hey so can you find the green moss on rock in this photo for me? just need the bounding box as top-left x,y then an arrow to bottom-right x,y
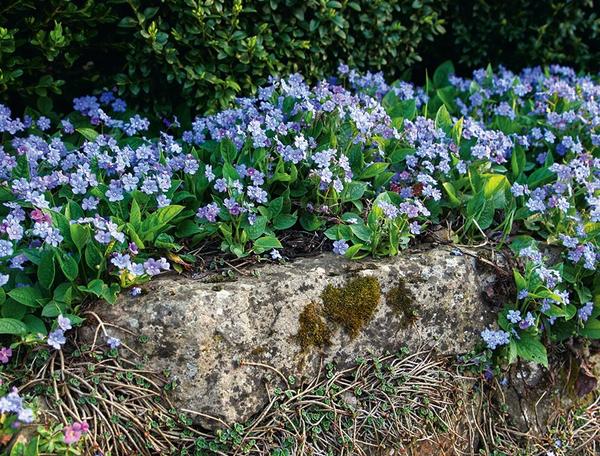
322,276 -> 381,339
386,278 -> 418,327
297,302 -> 331,351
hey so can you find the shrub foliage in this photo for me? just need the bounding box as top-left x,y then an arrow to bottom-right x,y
0,0 -> 445,113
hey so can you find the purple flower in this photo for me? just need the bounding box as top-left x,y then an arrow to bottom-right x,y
205,165 -> 215,182
223,198 -> 243,216
112,99 -> 127,112
36,116 -> 51,131
128,242 -> 139,255
332,240 -> 349,255
377,201 -> 399,219
0,274 -> 9,287
0,347 -> 12,364
197,203 -> 220,222
517,289 -> 529,300
518,312 -> 535,330
61,119 -> 75,134
47,329 -> 66,350
270,249 -> 282,260
57,314 -> 72,331
143,257 -> 170,276
409,221 -> 421,235
247,186 -> 268,204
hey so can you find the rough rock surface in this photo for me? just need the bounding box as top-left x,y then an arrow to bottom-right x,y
93,247 -> 501,426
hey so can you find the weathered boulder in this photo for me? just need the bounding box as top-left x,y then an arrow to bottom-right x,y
93,247 -> 501,426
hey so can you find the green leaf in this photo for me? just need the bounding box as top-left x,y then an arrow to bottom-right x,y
359,162 -> 389,180
515,333 -> 548,367
433,60 -> 455,88
300,213 -> 323,231
85,243 -> 105,273
273,213 -> 297,230
57,253 -> 79,282
341,181 -> 367,202
245,216 -> 268,240
511,147 -> 526,177
442,182 -> 461,206
23,314 -> 47,335
344,243 -> 365,259
269,197 -> 284,218
349,224 -> 372,242
580,318 -> 600,339
38,250 -> 55,290
76,127 -> 99,141
8,286 -> 43,307
253,236 -> 282,254
0,318 -> 28,335
130,198 -> 142,228
483,175 -> 508,198
70,224 -> 90,252
42,300 -> 66,318
434,105 -> 453,134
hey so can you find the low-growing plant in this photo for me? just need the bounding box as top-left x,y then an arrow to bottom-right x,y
0,62 -> 598,443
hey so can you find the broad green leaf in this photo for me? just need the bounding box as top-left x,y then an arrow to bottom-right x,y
38,250 -> 55,290
359,162 -> 389,180
515,333 -> 548,367
57,253 -> 79,282
8,286 -> 43,307
76,127 -> 99,141
253,236 -> 282,254
0,318 -> 27,335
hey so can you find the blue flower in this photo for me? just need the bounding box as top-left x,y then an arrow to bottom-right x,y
507,310 -> 522,324
481,328 -> 510,350
578,302 -> 594,322
106,336 -> 121,349
47,329 -> 66,350
332,240 -> 349,255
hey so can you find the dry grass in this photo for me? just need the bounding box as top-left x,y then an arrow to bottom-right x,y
16,316 -> 600,456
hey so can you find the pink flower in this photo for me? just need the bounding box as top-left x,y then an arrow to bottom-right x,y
63,421 -> 89,445
30,209 -> 51,224
0,347 -> 12,364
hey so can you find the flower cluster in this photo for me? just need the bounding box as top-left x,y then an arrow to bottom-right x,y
0,387 -> 34,424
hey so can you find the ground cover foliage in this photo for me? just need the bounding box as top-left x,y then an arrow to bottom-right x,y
0,62 -> 598,452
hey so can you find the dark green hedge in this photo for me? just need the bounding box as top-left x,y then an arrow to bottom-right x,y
430,0 -> 600,74
0,0 -> 445,114
1,0 -> 598,114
